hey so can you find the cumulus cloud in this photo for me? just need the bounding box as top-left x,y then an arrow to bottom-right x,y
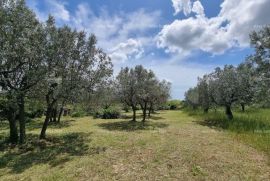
160,0 -> 270,55
71,6 -> 160,62
192,1 -> 204,17
109,39 -> 144,63
157,17 -> 230,54
172,0 -> 192,16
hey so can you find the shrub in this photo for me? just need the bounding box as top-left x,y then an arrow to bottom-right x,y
163,100 -> 182,110
26,109 -> 44,119
71,111 -> 86,118
94,107 -> 121,119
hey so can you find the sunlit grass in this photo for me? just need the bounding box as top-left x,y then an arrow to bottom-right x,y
0,110 -> 269,180
183,107 -> 270,159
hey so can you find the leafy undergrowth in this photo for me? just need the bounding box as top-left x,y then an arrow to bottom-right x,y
0,110 -> 270,180
184,108 -> 270,161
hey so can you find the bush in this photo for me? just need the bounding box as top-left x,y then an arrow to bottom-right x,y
161,100 -> 182,110
26,109 -> 44,119
94,107 -> 121,119
71,111 -> 86,118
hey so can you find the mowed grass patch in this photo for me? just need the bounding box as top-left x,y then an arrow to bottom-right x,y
0,110 -> 269,180
184,108 -> 270,161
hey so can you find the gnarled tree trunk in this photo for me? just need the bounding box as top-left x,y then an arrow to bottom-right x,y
40,89 -> 57,140
131,105 -> 136,122
7,109 -> 18,144
225,105 -> 233,120
18,95 -> 26,144
57,106 -> 64,123
141,101 -> 147,123
241,103 -> 245,112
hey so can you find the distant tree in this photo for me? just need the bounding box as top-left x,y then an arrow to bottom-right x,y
85,79 -> 117,111
166,100 -> 181,110
197,75 -> 210,113
208,66 -> 241,119
116,67 -> 138,121
236,62 -> 255,111
148,80 -> 171,117
116,65 -> 169,122
134,65 -> 158,122
185,87 -> 199,110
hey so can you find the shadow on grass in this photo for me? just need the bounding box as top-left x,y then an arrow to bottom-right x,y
26,119 -> 75,131
121,114 -> 164,121
98,120 -> 168,131
0,132 -> 106,174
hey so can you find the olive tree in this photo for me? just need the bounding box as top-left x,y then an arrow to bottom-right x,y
185,87 -> 199,110
197,75 -> 210,113
116,67 -> 138,121
134,66 -> 158,122
208,66 -> 241,119
249,26 -> 270,106
116,65 -> 170,122
0,0 -> 46,143
147,80 -> 171,117
39,17 -> 112,139
236,62 -> 255,111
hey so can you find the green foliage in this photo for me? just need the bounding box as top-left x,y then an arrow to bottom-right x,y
71,111 -> 86,118
165,100 -> 182,110
94,107 -> 121,119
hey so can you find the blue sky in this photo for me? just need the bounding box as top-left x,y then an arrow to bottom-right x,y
26,0 -> 270,99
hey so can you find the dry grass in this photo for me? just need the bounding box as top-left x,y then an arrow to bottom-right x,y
0,110 -> 269,180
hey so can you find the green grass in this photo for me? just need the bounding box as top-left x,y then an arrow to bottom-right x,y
0,110 -> 270,180
184,107 -> 270,160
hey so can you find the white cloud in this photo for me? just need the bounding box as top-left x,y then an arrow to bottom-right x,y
109,39 -> 144,63
47,0 -> 70,21
27,1 -> 160,64
157,17 -> 230,54
160,0 -> 270,55
172,0 -> 192,16
151,62 -> 214,99
28,0 -> 70,22
192,1 -> 204,17
71,5 -> 160,63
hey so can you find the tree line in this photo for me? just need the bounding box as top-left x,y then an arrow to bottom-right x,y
184,26 -> 270,119
0,0 -> 171,145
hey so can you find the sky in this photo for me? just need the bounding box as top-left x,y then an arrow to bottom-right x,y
26,0 -> 270,99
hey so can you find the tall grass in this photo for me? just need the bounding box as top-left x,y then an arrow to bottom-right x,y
184,107 -> 270,159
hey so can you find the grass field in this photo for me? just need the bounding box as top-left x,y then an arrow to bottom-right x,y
185,108 -> 270,160
0,110 -> 270,180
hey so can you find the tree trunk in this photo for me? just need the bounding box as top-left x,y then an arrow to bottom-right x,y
203,107 -> 209,113
148,103 -> 153,118
57,106 -> 64,123
142,102 -> 147,122
40,106 -> 52,140
40,90 -> 56,139
225,105 -> 233,120
7,109 -> 18,144
131,105 -> 136,122
52,108 -> 57,122
18,95 -> 25,144
241,104 -> 245,112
